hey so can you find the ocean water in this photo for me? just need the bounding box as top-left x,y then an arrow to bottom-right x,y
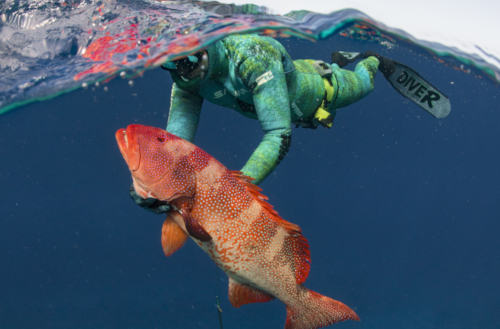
1,1 -> 499,329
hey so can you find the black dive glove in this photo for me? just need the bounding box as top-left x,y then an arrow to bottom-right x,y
129,184 -> 171,214
363,51 -> 395,77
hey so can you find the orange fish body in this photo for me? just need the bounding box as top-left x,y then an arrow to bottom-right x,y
116,124 -> 359,329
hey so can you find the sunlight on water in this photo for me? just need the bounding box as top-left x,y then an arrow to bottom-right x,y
0,0 -> 498,115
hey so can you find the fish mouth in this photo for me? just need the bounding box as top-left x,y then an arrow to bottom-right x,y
115,127 -> 140,171
132,178 -> 160,199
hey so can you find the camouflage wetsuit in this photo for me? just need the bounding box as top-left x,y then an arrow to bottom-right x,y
164,34 -> 379,185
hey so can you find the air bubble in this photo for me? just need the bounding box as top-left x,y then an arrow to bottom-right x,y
120,71 -> 126,78
128,80 -> 134,86
82,83 -> 88,88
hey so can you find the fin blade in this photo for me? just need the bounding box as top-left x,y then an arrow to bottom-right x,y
228,278 -> 275,308
386,61 -> 451,118
161,215 -> 188,257
285,288 -> 360,329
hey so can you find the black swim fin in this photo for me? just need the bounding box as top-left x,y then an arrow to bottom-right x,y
331,51 -> 362,68
364,51 -> 451,118
333,50 -> 451,118
385,61 -> 451,118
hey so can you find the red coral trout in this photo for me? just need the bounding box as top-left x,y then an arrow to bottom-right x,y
116,124 -> 359,329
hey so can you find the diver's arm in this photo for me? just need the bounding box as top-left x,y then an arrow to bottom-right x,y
166,83 -> 203,143
333,56 -> 379,109
239,58 -> 292,185
130,82 -> 202,214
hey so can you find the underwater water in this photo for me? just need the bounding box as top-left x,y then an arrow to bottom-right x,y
1,1 -> 500,329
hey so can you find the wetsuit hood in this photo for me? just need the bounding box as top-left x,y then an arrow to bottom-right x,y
162,40 -> 227,90
202,40 -> 228,84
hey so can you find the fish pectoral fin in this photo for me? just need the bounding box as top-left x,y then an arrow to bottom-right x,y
184,215 -> 212,242
161,215 -> 189,257
228,278 -> 275,308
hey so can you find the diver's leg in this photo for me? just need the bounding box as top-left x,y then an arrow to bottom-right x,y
333,56 -> 379,109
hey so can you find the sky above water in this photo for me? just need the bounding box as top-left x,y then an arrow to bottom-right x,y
228,0 -> 500,71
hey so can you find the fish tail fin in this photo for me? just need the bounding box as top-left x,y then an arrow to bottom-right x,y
285,287 -> 359,329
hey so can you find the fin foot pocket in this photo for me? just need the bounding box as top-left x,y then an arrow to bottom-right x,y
363,50 -> 395,77
331,51 -> 361,68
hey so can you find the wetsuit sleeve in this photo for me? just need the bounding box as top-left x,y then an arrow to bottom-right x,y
238,56 -> 292,185
166,83 -> 203,143
333,56 -> 379,108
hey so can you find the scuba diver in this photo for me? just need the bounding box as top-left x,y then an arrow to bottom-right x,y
131,34 -> 450,213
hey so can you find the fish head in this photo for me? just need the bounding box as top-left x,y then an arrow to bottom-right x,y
116,124 -> 196,202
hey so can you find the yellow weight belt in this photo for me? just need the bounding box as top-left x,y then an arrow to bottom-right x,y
314,77 -> 335,128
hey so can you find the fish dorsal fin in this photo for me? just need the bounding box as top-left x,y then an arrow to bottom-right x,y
230,170 -> 256,184
228,278 -> 275,308
230,171 -> 311,285
230,171 -> 277,215
161,215 -> 189,257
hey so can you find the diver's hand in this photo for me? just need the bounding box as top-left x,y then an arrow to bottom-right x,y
129,184 -> 171,214
364,51 -> 395,77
